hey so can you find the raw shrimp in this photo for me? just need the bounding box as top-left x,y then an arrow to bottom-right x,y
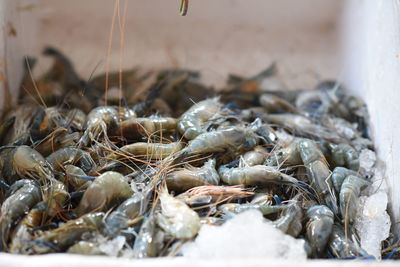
259,93 -> 298,114
219,165 -> 299,186
0,146 -> 53,184
166,159 -> 220,193
331,167 -> 359,193
176,185 -> 254,206
219,202 -> 288,217
44,178 -> 69,217
267,114 -> 345,144
240,146 -> 269,167
156,188 -> 200,239
178,98 -> 223,140
0,179 -> 42,250
329,143 -> 359,171
33,128 -> 79,157
67,241 -> 102,255
117,116 -> 177,140
76,171 -> 133,216
46,147 -> 96,173
265,139 -> 302,167
133,214 -> 158,258
63,165 -> 91,190
177,126 -> 259,160
79,106 -> 136,146
272,198 -> 303,237
305,205 -> 334,257
298,139 -> 338,214
10,201 -> 47,254
31,212 -> 104,254
109,142 -> 183,160
328,224 -> 369,258
339,175 -> 370,225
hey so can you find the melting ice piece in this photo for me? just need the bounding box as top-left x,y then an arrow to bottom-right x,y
98,235 -> 126,257
182,210 -> 306,259
355,191 -> 391,259
359,149 -> 376,176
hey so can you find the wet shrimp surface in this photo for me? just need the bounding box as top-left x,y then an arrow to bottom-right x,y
0,47 -> 392,259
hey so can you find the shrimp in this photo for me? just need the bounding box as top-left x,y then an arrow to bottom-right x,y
240,146 -> 269,167
176,185 -> 254,206
156,188 -> 200,239
132,214 -> 158,258
76,171 -> 133,216
328,224 -> 369,258
67,241 -> 102,255
298,139 -> 338,214
219,165 -> 298,186
266,114 -> 345,144
0,179 -> 42,250
177,98 -> 222,140
265,139 -> 302,167
30,107 -> 67,141
10,202 -> 47,254
219,202 -> 288,217
65,108 -> 87,131
0,146 -> 53,184
33,128 -> 80,157
166,159 -> 220,193
339,175 -> 370,225
104,191 -> 150,237
46,147 -> 96,173
109,142 -> 183,161
305,205 -> 334,257
79,106 -> 136,146
329,143 -> 359,171
43,178 -> 69,217
272,198 -> 303,237
177,126 -> 259,160
331,167 -> 359,193
259,93 -> 298,114
31,212 -> 104,254
117,116 -> 177,140
63,165 -> 91,190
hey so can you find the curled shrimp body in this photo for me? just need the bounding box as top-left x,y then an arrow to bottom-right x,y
117,116 -> 177,140
331,167 -> 358,193
328,224 -> 369,258
219,165 -> 298,186
0,146 -> 53,184
272,199 -> 303,237
241,146 -> 269,167
10,202 -> 47,254
0,179 -> 42,250
76,171 -> 133,216
156,189 -> 200,239
46,147 -> 96,173
339,175 -> 369,225
166,159 -> 220,193
298,139 -> 338,214
31,212 -> 105,254
305,205 -> 334,257
178,98 -> 222,140
80,106 -> 136,146
178,126 -> 259,159
33,128 -> 79,157
329,143 -> 359,171
110,142 -> 183,160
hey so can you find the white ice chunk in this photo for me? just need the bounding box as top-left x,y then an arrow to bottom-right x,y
355,191 -> 391,259
359,149 -> 377,176
182,210 -> 306,260
98,236 -> 126,257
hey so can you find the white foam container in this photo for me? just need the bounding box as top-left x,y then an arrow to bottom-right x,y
0,0 -> 399,265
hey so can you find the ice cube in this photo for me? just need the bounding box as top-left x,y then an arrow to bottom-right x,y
355,191 -> 391,259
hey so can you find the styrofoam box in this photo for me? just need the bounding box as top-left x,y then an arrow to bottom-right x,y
0,0 -> 399,265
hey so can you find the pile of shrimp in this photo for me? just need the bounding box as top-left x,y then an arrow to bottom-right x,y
0,47 -> 393,259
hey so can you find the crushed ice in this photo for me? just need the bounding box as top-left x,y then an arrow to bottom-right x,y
181,210 -> 306,259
